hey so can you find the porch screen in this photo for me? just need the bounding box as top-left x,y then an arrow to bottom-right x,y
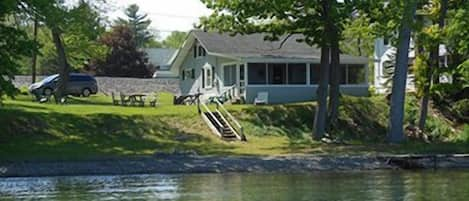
223,64 -> 237,86
248,63 -> 267,84
310,64 -> 320,84
268,63 -> 287,84
288,63 -> 306,84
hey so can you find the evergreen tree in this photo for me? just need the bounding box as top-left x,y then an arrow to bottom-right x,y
116,4 -> 153,48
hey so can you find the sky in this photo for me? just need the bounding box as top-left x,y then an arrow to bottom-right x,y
107,0 -> 212,39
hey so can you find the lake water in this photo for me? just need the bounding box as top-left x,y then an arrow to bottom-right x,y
1,171 -> 469,200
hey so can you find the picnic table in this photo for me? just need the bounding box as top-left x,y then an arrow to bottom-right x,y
112,92 -> 158,107
128,94 -> 146,106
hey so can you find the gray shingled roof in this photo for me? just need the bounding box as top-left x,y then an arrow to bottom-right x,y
145,48 -> 177,66
192,30 -> 367,61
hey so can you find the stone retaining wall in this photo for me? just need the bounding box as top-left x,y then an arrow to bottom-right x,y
13,76 -> 180,95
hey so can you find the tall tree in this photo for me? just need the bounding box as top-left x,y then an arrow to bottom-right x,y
388,0 -> 418,143
163,31 -> 187,49
418,0 -> 448,131
0,0 -> 36,104
116,4 -> 153,48
93,25 -> 152,78
31,15 -> 38,83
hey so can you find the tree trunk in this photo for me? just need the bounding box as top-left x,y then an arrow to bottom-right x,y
51,27 -> 69,102
387,0 -> 417,143
418,0 -> 448,131
313,0 -> 332,140
31,16 -> 38,84
328,36 -> 341,129
314,46 -> 330,140
357,38 -> 362,56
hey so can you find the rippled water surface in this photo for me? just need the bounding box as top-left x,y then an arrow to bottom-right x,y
1,171 -> 469,200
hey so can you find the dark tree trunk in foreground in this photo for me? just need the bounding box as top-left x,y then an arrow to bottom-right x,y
31,16 -> 38,84
418,0 -> 448,131
328,38 -> 341,129
314,46 -> 330,140
388,0 -> 417,143
51,28 -> 70,102
313,0 -> 332,140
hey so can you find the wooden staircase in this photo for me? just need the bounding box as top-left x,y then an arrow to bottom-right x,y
198,98 -> 247,142
204,111 -> 238,141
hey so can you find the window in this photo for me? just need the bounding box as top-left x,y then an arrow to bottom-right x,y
204,66 -> 213,88
268,63 -> 287,84
248,63 -> 267,85
310,64 -> 320,84
193,46 -> 197,58
288,63 -> 306,84
182,70 -> 186,80
347,64 -> 366,84
223,64 -> 237,86
198,46 -> 206,57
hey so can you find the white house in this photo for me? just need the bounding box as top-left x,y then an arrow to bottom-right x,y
373,38 -> 449,94
170,30 -> 370,104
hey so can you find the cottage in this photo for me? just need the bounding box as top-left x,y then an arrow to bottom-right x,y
170,30 -> 370,104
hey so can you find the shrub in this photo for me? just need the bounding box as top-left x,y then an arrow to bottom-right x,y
459,124 -> 469,142
452,99 -> 469,121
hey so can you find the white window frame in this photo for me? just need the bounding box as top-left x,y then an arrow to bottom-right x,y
203,64 -> 213,89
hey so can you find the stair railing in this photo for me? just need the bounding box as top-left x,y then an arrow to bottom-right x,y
214,98 -> 247,141
221,84 -> 236,101
199,101 -> 224,137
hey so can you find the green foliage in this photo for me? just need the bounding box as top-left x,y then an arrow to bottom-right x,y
413,54 -> 429,97
0,0 -> 38,102
452,99 -> 469,121
459,124 -> 469,142
116,4 -> 153,48
89,25 -> 153,78
341,15 -> 375,57
199,0 -> 353,47
445,2 -> 469,57
162,31 -> 187,49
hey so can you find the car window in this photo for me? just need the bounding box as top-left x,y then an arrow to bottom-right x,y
41,75 -> 59,83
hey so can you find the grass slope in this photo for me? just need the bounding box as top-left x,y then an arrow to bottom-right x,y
0,93 -> 468,161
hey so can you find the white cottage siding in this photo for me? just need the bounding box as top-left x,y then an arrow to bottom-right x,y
245,85 -> 369,104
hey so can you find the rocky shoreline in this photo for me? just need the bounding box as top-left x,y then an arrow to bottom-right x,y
1,154 -> 469,177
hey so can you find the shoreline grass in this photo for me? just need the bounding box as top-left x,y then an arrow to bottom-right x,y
0,93 -> 468,162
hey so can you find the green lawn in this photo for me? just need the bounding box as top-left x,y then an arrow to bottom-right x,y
0,93 -> 468,161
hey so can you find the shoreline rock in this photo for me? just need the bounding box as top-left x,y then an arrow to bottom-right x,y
1,154 -> 469,178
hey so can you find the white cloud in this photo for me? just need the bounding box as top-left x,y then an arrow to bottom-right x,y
108,0 -> 212,39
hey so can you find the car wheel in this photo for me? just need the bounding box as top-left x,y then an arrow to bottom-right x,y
43,88 -> 53,96
82,88 -> 91,97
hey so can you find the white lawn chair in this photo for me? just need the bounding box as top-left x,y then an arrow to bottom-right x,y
254,92 -> 269,105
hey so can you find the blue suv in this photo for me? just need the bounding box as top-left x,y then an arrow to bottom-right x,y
29,73 -> 98,97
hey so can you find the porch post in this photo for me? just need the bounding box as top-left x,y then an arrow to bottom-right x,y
236,64 -> 240,97
306,63 -> 311,85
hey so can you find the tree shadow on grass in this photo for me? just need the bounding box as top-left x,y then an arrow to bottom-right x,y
0,107 -> 235,161
232,103 -> 315,140
333,96 -> 389,143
